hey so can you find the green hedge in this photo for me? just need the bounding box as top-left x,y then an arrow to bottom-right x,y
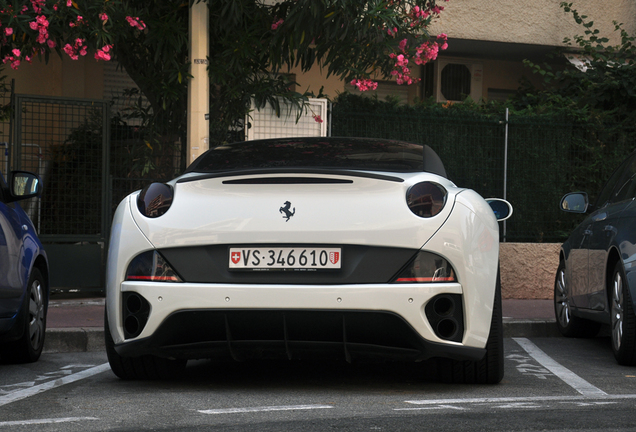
331,93 -> 636,242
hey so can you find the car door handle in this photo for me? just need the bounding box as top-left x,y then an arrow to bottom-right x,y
604,225 -> 615,232
584,229 -> 593,236
592,213 -> 607,222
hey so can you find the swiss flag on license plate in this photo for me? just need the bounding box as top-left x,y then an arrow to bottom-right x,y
231,251 -> 241,264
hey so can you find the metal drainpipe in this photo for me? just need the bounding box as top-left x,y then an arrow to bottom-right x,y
503,108 -> 509,241
187,1 -> 210,166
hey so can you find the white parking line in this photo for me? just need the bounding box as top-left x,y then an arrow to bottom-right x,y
198,404 -> 334,415
0,417 -> 99,427
401,394 -> 636,409
0,363 -> 111,407
513,337 -> 607,396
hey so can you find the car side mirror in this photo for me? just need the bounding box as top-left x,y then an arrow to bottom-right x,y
486,198 -> 513,221
560,192 -> 588,213
9,171 -> 42,202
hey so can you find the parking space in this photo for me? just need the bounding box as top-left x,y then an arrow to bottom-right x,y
1,336 -> 635,430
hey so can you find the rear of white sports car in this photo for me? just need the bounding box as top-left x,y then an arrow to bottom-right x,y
105,137 -> 504,383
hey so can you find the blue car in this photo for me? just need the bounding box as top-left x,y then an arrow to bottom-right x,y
0,169 -> 49,363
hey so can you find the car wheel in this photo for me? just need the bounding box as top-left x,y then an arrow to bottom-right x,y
610,261 -> 636,365
104,309 -> 187,380
431,270 -> 504,384
0,268 -> 47,364
554,260 -> 601,338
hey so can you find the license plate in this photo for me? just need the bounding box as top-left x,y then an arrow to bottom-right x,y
229,247 -> 342,270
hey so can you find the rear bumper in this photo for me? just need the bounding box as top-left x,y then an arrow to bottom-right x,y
114,308 -> 486,362
108,281 -> 489,362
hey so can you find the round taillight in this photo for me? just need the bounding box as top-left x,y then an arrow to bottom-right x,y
137,183 -> 174,218
407,182 -> 447,218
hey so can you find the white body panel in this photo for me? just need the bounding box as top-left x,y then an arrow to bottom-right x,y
106,173 -> 500,351
132,173 -> 457,250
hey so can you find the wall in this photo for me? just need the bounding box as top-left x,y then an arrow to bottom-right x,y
6,55 -> 105,99
429,0 -> 636,48
500,242 -> 561,300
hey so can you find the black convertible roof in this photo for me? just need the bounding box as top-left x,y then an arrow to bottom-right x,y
186,137 -> 447,178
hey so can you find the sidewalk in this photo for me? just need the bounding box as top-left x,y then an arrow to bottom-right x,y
43,297 -> 560,353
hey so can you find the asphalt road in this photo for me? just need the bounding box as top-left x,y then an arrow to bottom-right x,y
1,336 -> 636,431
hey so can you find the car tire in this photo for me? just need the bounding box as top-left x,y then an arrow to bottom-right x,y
0,268 -> 47,364
554,260 -> 601,338
431,270 -> 504,384
610,261 -> 636,365
104,310 -> 187,380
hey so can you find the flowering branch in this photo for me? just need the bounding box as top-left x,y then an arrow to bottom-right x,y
0,0 -> 148,70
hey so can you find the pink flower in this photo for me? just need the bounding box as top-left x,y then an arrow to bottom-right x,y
350,79 -> 378,92
63,43 -> 77,60
271,18 -> 284,30
12,48 -> 20,57
99,13 -> 108,22
4,27 -> 12,36
47,39 -> 56,48
62,38 -> 86,60
94,44 -> 113,61
126,16 -> 146,31
31,0 -> 45,14
66,0 -> 72,6
313,115 -> 323,124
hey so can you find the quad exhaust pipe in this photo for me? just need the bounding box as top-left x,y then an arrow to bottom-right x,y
425,294 -> 464,342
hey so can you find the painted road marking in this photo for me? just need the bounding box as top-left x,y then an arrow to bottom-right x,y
400,394 -> 636,410
0,417 -> 98,427
0,363 -> 110,407
513,337 -> 607,396
199,404 -> 334,415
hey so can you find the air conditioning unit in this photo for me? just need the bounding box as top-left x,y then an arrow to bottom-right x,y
435,59 -> 483,103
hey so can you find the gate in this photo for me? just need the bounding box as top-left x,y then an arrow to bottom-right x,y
13,95 -> 110,292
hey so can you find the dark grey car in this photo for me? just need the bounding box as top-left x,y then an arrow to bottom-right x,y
556,151 -> 636,365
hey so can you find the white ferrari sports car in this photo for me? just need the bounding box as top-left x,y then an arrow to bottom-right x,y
105,137 -> 511,383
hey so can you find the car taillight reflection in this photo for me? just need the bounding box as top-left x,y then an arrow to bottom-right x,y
392,251 -> 456,283
406,181 -> 447,218
125,250 -> 182,282
137,183 -> 174,218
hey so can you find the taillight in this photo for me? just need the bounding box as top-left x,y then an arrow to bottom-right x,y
137,182 -> 174,218
392,251 -> 456,283
125,250 -> 182,282
406,181 -> 447,217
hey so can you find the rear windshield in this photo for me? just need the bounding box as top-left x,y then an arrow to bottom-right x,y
186,137 -> 444,175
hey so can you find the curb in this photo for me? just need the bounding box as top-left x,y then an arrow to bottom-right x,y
42,320 -> 561,354
502,319 -> 560,338
43,328 -> 105,354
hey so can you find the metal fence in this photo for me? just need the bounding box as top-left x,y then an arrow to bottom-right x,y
109,90 -> 186,216
332,111 -> 636,242
14,96 -> 110,239
2,76 -> 634,250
